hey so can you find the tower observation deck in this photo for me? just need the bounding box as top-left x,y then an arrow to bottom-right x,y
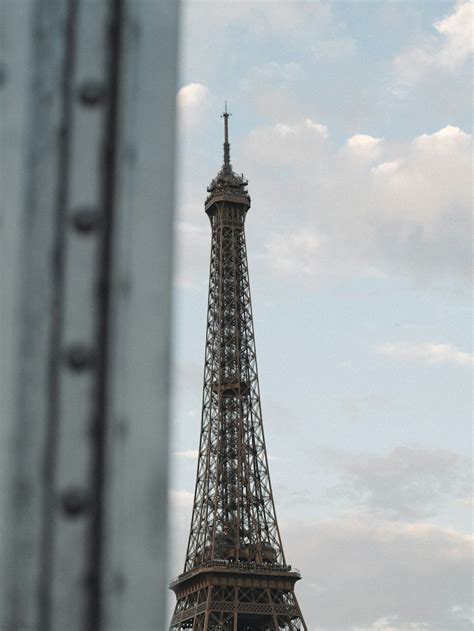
169,107 -> 307,631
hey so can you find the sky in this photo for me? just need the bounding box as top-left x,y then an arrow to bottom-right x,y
169,2 -> 473,630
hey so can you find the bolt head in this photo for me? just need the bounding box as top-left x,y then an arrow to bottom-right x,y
82,571 -> 97,590
60,487 -> 89,517
78,80 -> 107,106
113,573 -> 126,594
66,345 -> 96,371
72,208 -> 100,234
0,62 -> 7,89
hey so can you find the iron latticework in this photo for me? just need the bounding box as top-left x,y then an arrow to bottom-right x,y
170,108 -> 307,631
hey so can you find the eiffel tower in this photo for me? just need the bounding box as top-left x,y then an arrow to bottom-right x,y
169,107 -> 307,631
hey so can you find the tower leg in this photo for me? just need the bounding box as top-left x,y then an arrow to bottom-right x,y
268,588 -> 281,631
233,587 -> 238,631
203,585 -> 212,630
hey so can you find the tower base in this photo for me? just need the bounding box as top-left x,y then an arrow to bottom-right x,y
170,563 -> 307,631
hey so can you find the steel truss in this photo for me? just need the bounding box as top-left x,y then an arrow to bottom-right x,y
171,583 -> 306,631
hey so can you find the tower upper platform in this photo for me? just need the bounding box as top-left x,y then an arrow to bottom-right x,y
205,105 -> 251,212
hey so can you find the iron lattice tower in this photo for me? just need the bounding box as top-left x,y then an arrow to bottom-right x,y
170,108 -> 307,631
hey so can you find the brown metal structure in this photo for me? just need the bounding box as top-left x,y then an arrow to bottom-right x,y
169,109 -> 307,631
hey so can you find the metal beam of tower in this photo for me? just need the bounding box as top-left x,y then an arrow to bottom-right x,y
0,1 -> 179,630
169,112 -> 308,630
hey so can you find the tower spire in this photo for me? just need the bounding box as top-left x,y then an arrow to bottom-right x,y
221,101 -> 231,172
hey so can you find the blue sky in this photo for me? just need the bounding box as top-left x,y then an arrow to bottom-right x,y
169,2 -> 472,629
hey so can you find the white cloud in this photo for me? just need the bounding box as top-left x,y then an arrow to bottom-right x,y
265,231 -> 324,276
173,220 -> 209,289
242,61 -> 303,87
267,455 -> 281,462
322,446 -> 471,520
458,496 -> 474,508
177,82 -> 209,109
246,118 -> 329,169
414,122 -> 470,147
239,61 -> 310,121
304,118 -> 328,137
344,134 -> 384,162
184,1 -> 333,42
353,618 -> 432,631
377,342 -> 472,367
371,125 -> 471,229
393,2 -> 473,88
434,1 -> 473,69
243,120 -> 472,286
368,127 -> 472,277
346,133 -> 383,151
264,230 -> 353,282
169,488 -> 194,509
274,119 -> 328,139
174,450 -> 199,460
285,517 -> 473,629
312,35 -> 356,60
181,1 -> 336,89
372,160 -> 399,175
346,134 -> 382,148
176,83 -> 211,131
340,393 -> 400,421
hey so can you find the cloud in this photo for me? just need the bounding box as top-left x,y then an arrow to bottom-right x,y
434,1 -> 473,68
243,121 -> 472,286
265,232 -> 328,279
173,220 -> 209,289
312,35 -> 355,60
242,61 -> 304,87
264,229 -> 358,284
169,488 -> 194,509
175,115 -> 472,288
246,118 -> 329,167
275,119 -> 329,139
177,82 -> 209,109
393,2 -> 473,88
416,122 -> 470,145
345,134 -> 384,161
177,83 -> 211,131
340,393 -> 400,421
171,361 -> 202,393
180,1 -> 335,86
321,447 -> 471,520
353,618 -> 432,631
240,62 -> 309,120
174,450 -> 199,460
346,134 -> 382,149
195,0 -> 332,37
377,342 -> 472,367
371,125 -> 471,228
284,517 -> 473,630
372,160 -> 399,175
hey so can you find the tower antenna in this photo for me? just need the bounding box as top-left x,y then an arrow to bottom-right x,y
221,101 -> 231,171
